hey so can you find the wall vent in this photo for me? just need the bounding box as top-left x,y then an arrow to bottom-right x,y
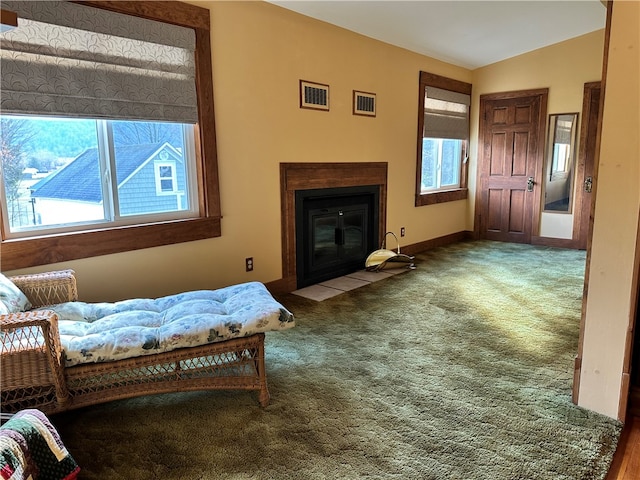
353,90 -> 376,117
300,80 -> 329,111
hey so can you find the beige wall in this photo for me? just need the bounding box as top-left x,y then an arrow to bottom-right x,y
5,4 -> 605,301
5,1 -> 471,301
579,0 -> 640,419
470,30 -> 605,237
208,0 -> 471,281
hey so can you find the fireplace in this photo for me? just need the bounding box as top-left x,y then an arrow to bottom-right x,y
295,186 -> 379,288
279,162 -> 388,292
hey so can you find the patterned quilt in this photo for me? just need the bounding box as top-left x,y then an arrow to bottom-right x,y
37,281 -> 295,367
0,409 -> 79,480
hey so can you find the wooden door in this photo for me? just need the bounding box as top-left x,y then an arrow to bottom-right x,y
573,82 -> 601,250
477,90 -> 548,243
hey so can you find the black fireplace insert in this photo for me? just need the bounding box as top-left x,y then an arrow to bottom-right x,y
295,185 -> 379,288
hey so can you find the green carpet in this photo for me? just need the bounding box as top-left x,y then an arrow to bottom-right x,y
53,240 -> 622,479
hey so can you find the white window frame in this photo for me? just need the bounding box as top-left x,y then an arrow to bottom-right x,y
0,118 -> 199,239
421,138 -> 463,192
155,162 -> 177,194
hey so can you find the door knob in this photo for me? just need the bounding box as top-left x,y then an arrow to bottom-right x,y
527,177 -> 534,192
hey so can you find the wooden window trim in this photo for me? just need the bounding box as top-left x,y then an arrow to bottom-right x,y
415,72 -> 471,207
0,1 -> 221,271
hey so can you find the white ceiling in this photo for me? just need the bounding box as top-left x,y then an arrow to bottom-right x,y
268,1 -> 607,69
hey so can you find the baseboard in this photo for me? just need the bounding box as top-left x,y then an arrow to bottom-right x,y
402,231 -> 473,256
265,276 -> 296,296
531,235 -> 580,249
267,231 -> 472,294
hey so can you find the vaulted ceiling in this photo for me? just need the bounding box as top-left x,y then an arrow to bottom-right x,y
268,1 -> 607,69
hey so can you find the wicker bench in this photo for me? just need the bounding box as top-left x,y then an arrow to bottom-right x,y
0,270 -> 294,414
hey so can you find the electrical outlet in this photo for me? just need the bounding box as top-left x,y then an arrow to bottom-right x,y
245,257 -> 254,272
400,227 -> 405,237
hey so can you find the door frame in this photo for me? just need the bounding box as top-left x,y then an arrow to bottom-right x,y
572,82 -> 601,250
527,82 -> 602,250
475,88 -> 548,241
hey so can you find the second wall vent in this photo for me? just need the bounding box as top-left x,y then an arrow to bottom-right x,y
353,90 -> 376,117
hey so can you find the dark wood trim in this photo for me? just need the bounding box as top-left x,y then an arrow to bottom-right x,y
418,71 -> 472,95
1,1 -> 221,271
0,9 -> 18,28
74,1 -> 210,30
194,26 -> 221,221
1,217 -> 221,271
573,82 -> 602,250
478,88 -> 550,101
415,188 -> 468,206
280,162 -> 388,291
267,230 -> 471,294
400,231 -> 470,257
574,0 -> 613,408
264,277 -> 291,297
415,72 -> 472,208
532,91 -> 549,241
530,236 -> 576,249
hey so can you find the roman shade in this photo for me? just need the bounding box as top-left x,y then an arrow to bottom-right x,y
423,86 -> 470,140
554,117 -> 574,144
0,1 -> 198,123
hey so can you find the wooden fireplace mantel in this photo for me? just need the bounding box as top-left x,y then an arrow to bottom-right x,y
278,162 -> 388,293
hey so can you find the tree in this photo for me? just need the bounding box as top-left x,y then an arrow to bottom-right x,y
112,121 -> 182,147
30,150 -> 58,172
0,118 -> 35,225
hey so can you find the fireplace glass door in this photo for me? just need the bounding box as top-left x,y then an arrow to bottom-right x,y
311,205 -> 367,270
296,186 -> 378,288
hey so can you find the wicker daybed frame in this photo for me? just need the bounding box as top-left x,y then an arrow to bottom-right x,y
0,270 -> 271,415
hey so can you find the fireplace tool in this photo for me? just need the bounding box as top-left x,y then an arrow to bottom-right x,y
365,231 -> 415,271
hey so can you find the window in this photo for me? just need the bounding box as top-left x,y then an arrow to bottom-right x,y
157,164 -> 177,194
2,116 -> 195,235
415,72 -> 472,206
0,1 -> 220,271
421,138 -> 463,190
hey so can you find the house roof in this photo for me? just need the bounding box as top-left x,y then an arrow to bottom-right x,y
32,143 -> 178,202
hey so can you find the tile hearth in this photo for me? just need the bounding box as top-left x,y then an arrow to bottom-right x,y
292,267 -> 411,301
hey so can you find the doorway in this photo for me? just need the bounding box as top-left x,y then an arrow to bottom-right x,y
476,89 -> 548,243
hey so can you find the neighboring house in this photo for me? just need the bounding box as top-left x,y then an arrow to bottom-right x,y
31,142 -> 186,225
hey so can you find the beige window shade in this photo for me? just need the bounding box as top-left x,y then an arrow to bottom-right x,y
0,1 -> 198,123
423,86 -> 470,140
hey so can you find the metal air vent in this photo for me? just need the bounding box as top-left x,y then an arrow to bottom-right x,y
300,80 -> 329,111
353,90 -> 376,117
